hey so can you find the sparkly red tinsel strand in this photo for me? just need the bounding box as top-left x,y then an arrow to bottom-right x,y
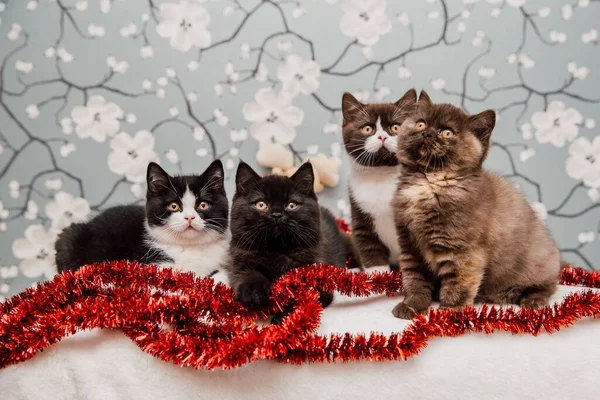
1,259 -> 599,370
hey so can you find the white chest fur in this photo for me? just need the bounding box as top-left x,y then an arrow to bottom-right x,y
153,238 -> 229,277
349,162 -> 401,262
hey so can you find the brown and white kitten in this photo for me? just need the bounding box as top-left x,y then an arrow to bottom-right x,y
391,90 -> 560,319
342,90 -> 417,271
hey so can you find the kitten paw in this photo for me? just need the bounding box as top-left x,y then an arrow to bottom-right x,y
439,285 -> 470,309
319,291 -> 334,308
237,279 -> 272,309
392,302 -> 426,320
519,294 -> 549,309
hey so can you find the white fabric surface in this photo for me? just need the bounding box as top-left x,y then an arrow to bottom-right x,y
1,278 -> 599,400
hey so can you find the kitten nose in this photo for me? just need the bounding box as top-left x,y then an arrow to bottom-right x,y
422,131 -> 434,139
271,212 -> 283,219
378,135 -> 387,143
184,216 -> 195,224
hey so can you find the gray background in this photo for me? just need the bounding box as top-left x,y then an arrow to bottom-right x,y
0,0 -> 598,298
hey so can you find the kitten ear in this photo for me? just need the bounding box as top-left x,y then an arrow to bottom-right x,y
147,162 -> 171,194
203,159 -> 225,192
290,162 -> 315,195
468,109 -> 496,148
235,161 -> 261,194
342,92 -> 366,123
417,90 -> 433,107
395,88 -> 418,109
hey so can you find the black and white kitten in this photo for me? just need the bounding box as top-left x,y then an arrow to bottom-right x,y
55,160 -> 230,278
341,90 -> 416,270
227,162 -> 359,311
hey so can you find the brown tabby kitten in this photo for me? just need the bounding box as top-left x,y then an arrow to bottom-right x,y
341,90 -> 417,271
391,90 -> 560,319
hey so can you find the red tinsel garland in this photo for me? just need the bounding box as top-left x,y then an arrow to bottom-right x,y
1,259 -> 599,370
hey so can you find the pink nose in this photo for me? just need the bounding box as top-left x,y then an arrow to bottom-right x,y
184,216 -> 195,224
378,135 -> 387,142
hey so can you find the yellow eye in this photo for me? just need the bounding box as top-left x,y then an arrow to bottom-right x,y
255,201 -> 268,211
360,125 -> 374,135
197,201 -> 210,210
415,121 -> 427,131
391,124 -> 401,134
441,129 -> 454,138
285,202 -> 297,210
167,202 -> 180,212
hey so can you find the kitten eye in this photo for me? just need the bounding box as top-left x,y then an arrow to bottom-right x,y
167,202 -> 180,212
197,201 -> 210,210
441,129 -> 454,138
360,125 -> 374,135
391,124 -> 401,134
415,121 -> 427,131
285,202 -> 298,210
255,201 -> 269,211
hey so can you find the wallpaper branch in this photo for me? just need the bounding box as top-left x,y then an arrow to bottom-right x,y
0,0 -> 598,297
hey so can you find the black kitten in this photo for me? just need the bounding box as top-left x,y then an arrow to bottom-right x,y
55,160 -> 230,278
227,162 -> 359,312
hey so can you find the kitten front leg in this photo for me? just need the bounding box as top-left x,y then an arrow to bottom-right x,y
392,229 -> 434,319
437,252 -> 485,309
351,203 -> 391,267
233,269 -> 272,309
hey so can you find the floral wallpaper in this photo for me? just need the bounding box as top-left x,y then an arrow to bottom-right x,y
0,0 -> 599,299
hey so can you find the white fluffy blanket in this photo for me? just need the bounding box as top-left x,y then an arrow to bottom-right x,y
1,270 -> 598,400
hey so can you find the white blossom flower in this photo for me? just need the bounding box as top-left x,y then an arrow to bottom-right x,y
26,104 -> 39,119
566,136 -> 600,188
125,113 -> 137,124
108,131 -> 160,183
519,148 -> 535,163
490,8 -> 501,18
120,23 -> 137,37
428,11 -> 440,19
255,63 -> 269,83
8,24 -> 22,41
323,123 -> 341,134
397,12 -> 411,27
56,48 -> 74,63
588,188 -> 599,203
156,88 -> 166,99
243,87 -> 304,145
71,95 -> 124,142
292,6 -> 306,18
9,180 -> 20,199
521,122 -> 533,140
75,0 -> 88,11
532,101 -> 583,147
44,47 -> 56,58
307,145 -> 319,155
131,183 -> 144,199
187,60 -> 199,71
24,200 -> 39,221
193,126 -> 205,141
506,53 -> 517,64
142,79 -> 153,91
397,66 -> 412,79
506,0 -> 526,7
336,198 -> 350,217
229,128 -> 248,142
531,202 -> 547,220
225,159 -> 235,170
168,106 -> 179,117
578,231 -> 595,244
240,43 -> 251,60
0,266 -> 18,279
157,76 -> 168,87
140,45 -> 155,59
214,83 -> 223,97
15,60 -> 34,73
568,62 -> 589,80
196,148 -> 208,157
45,179 -> 63,191
339,0 -> 392,46
352,90 -> 370,102
165,149 -> 179,164
277,40 -> 293,52
45,191 -> 90,231
229,148 -> 240,157
549,30 -> 566,44
213,109 -> 229,126
538,7 -> 550,17
585,118 -> 596,129
187,92 -> 198,103
60,143 -> 76,157
374,87 -> 391,101
561,4 -> 573,20
478,67 -> 495,79
277,54 -> 321,97
156,0 -> 212,52
223,6 -> 234,16
361,46 -> 373,60
165,68 -> 176,78
579,0 -> 590,7
457,21 -> 466,33
518,53 -> 535,69
431,77 -> 446,90
100,0 -> 111,14
472,30 -> 485,47
581,29 -> 598,44
107,56 -> 129,74
12,225 -> 57,279
462,10 -> 471,18
88,23 -> 106,37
